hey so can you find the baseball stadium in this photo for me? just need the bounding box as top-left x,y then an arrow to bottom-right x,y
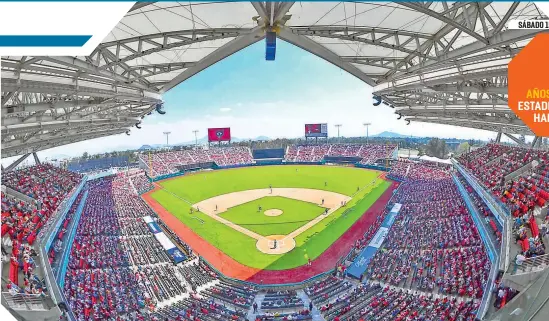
1,2 -> 549,321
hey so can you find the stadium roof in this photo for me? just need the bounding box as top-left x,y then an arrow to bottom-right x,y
1,1 -> 546,158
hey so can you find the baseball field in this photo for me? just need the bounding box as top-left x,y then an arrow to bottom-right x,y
148,165 -> 390,270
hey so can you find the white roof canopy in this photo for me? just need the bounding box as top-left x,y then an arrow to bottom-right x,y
2,1 -> 546,158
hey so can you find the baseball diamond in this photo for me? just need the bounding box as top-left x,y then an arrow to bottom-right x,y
145,165 -> 390,270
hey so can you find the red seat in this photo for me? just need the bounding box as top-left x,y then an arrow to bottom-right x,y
9,261 -> 18,284
519,239 -> 530,252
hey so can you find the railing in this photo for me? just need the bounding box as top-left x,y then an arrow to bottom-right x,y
488,268 -> 549,321
1,292 -> 51,311
504,161 -> 536,183
452,159 -> 508,225
3,186 -> 38,208
452,173 -> 499,261
513,253 -> 549,275
56,190 -> 88,287
497,217 -> 511,272
37,243 -> 62,305
453,160 -> 513,271
452,172 -> 502,320
30,178 -> 87,321
39,176 -> 87,247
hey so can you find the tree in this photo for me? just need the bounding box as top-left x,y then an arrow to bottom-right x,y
456,142 -> 470,156
82,152 -> 88,160
425,138 -> 448,159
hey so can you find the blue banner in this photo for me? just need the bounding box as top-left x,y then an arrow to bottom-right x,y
146,222 -> 162,234
167,248 -> 187,264
347,203 -> 401,279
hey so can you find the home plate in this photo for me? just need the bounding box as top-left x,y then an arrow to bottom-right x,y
256,235 -> 296,255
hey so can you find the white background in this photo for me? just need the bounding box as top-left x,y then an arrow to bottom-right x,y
0,2 -> 135,56
1,1 -> 549,320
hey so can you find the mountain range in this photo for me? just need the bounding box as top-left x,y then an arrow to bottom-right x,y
138,135 -> 272,150
370,131 -> 409,138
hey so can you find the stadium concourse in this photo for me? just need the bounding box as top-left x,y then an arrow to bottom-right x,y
1,141 -> 548,321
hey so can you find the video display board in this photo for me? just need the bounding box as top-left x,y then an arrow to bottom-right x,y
208,127 -> 231,142
305,123 -> 328,138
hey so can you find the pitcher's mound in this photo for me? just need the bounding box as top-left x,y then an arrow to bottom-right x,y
256,235 -> 295,255
264,209 -> 283,217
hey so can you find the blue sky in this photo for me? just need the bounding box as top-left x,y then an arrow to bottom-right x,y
4,39 -> 503,163
163,39 -> 358,119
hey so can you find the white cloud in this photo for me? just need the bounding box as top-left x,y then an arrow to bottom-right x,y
220,107 -> 231,112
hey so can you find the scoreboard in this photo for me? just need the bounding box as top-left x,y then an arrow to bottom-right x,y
208,127 -> 231,142
305,123 -> 328,138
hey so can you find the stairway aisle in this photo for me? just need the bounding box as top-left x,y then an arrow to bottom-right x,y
296,289 -> 326,321
247,292 -> 265,321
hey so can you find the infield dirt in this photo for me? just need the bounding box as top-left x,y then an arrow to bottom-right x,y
192,188 -> 350,254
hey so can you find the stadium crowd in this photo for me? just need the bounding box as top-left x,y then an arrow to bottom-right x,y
455,173 -> 503,243
295,162 -> 488,321
458,143 -> 549,217
284,143 -> 396,164
2,164 -> 83,295
320,282 -> 479,321
129,171 -> 154,194
140,147 -> 253,177
2,146 -> 534,321
2,164 -> 82,206
388,159 -> 449,181
365,175 -> 491,299
62,175 -> 191,320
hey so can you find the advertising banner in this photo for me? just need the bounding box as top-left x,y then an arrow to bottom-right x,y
142,216 -> 187,263
347,203 -> 401,279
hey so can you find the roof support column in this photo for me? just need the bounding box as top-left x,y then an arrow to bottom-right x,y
496,132 -> 502,143
5,153 -> 30,171
504,133 -> 525,146
32,152 -> 41,165
532,136 -> 544,148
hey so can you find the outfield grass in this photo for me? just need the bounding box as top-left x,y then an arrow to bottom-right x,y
150,165 -> 390,270
158,165 -> 377,201
219,196 -> 326,236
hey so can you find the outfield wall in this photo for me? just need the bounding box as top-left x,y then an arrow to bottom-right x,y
147,160 -> 394,182
356,163 -> 391,172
